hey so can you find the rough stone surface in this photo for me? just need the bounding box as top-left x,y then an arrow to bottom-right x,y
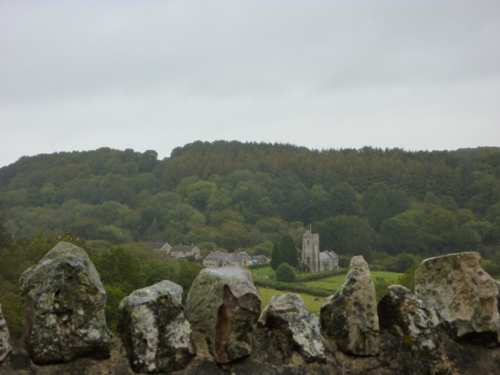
117,280 -> 195,373
3,329 -> 500,375
258,293 -> 325,363
496,280 -> 500,315
320,256 -> 379,356
185,267 -> 261,364
0,304 -> 12,362
19,241 -> 112,364
415,252 -> 500,344
378,285 -> 439,351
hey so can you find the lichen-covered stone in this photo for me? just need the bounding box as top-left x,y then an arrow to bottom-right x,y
0,304 -> 12,362
378,285 -> 439,351
258,293 -> 325,363
118,280 -> 194,373
19,242 -> 111,364
320,256 -> 379,356
415,252 -> 500,345
185,267 -> 261,364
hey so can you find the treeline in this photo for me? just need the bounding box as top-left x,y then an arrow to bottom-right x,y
0,141 -> 499,262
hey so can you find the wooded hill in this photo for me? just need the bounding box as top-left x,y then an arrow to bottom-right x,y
1,141 -> 499,262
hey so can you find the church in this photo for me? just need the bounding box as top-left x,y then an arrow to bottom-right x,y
301,229 -> 339,272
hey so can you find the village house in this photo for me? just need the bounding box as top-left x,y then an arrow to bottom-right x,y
251,254 -> 270,265
202,250 -> 226,268
168,244 -> 201,260
202,250 -> 253,268
222,251 -> 252,267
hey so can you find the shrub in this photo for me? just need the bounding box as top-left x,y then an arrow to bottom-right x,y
276,263 -> 296,282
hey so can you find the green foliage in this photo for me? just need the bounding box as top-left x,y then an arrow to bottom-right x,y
276,263 -> 296,282
1,143 -> 500,260
398,265 -> 418,291
0,292 -> 22,338
270,242 -> 281,271
278,234 -> 298,268
315,215 -> 373,261
481,251 -> 500,277
93,247 -> 145,294
374,276 -> 394,301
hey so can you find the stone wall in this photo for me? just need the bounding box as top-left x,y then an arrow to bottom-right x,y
1,244 -> 499,374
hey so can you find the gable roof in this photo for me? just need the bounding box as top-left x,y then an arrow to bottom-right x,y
204,250 -> 226,261
226,251 -> 251,262
170,245 -> 198,253
319,251 -> 338,261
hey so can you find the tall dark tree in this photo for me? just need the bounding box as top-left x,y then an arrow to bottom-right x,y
279,233 -> 299,268
270,242 -> 282,271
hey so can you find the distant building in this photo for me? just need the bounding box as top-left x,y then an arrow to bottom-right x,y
158,242 -> 172,254
222,251 -> 252,268
319,251 -> 339,271
202,250 -> 226,268
251,255 -> 270,264
169,244 -> 201,260
301,230 -> 338,272
141,242 -> 170,253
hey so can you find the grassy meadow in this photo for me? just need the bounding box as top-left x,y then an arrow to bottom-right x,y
256,286 -> 326,316
252,267 -> 403,315
303,271 -> 402,292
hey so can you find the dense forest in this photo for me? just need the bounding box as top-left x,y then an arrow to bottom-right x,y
1,141 -> 500,261
1,141 -> 500,336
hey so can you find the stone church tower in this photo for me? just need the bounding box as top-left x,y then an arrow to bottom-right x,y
302,229 -> 320,272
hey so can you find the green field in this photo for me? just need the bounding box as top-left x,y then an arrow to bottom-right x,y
253,267 -> 402,315
256,286 -> 325,316
303,271 -> 402,292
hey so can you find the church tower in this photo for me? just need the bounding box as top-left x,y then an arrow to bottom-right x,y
302,229 -> 320,272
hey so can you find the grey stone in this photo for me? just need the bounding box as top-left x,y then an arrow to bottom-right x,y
117,280 -> 195,373
19,242 -> 111,364
415,252 -> 500,344
378,285 -> 439,351
185,267 -> 261,364
258,293 -> 325,363
320,256 -> 379,356
0,304 -> 12,362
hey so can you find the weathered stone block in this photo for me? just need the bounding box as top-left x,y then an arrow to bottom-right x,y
0,304 -> 12,363
118,280 -> 195,373
320,256 -> 379,356
258,293 -> 325,363
415,252 -> 500,345
19,242 -> 111,364
378,285 -> 439,351
185,267 -> 261,364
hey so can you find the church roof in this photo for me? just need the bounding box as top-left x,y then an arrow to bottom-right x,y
319,251 -> 337,261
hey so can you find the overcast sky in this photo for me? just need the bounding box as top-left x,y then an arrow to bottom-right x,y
1,1 -> 499,168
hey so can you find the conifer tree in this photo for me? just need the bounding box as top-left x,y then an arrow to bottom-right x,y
279,234 -> 298,268
270,242 -> 282,270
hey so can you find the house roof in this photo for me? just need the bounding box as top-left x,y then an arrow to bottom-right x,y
159,243 -> 172,251
204,250 -> 226,261
171,245 -> 198,253
226,251 -> 250,261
